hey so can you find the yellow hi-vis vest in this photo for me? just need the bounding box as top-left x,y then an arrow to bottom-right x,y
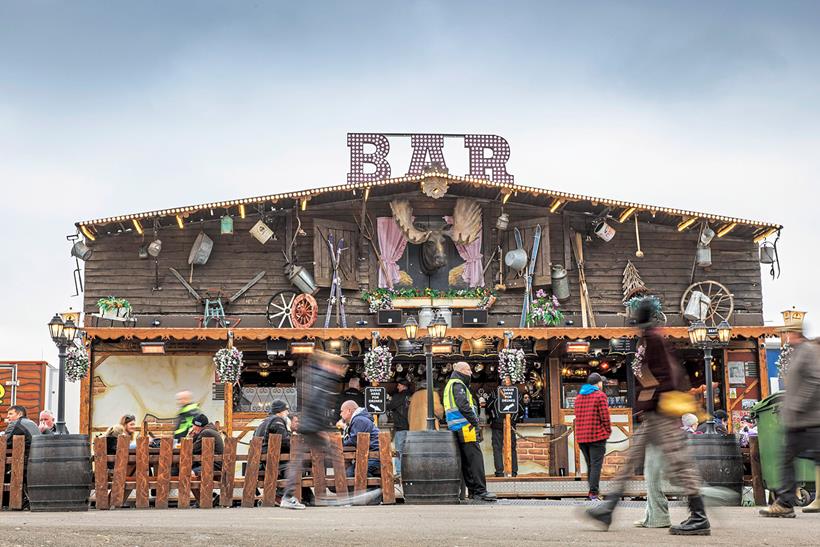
443,378 -> 478,442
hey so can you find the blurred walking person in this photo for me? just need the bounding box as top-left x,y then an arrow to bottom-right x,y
280,350 -> 347,510
760,323 -> 820,517
584,299 -> 710,535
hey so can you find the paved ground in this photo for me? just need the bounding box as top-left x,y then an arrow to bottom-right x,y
0,501 -> 818,546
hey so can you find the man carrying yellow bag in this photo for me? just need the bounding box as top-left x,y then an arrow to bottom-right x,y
444,362 -> 497,502
584,298 -> 711,536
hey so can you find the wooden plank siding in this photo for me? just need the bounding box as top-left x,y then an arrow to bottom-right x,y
81,199 -> 765,329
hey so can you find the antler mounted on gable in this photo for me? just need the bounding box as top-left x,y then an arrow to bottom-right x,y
444,199 -> 482,245
390,199 -> 432,244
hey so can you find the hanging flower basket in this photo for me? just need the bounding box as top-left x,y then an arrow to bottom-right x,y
363,345 -> 393,382
498,348 -> 526,384
776,343 -> 792,378
65,345 -> 90,382
214,346 -> 243,384
526,290 -> 564,327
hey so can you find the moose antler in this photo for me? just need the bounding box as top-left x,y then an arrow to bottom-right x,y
390,199 -> 432,244
444,198 -> 482,245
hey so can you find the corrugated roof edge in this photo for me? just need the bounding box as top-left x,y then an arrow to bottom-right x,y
74,173 -> 782,230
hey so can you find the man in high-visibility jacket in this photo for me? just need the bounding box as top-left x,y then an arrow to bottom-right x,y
444,361 -> 497,502
174,390 -> 202,441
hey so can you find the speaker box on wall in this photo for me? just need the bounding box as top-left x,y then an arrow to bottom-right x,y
462,309 -> 488,326
377,309 -> 403,326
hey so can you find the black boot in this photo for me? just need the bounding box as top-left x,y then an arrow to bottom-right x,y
669,495 -> 710,536
583,493 -> 621,531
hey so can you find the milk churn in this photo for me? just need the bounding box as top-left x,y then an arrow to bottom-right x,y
551,264 -> 570,300
418,307 -> 435,328
696,244 -> 712,267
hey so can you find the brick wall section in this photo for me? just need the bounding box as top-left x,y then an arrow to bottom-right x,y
601,450 -> 628,477
517,436 -> 550,470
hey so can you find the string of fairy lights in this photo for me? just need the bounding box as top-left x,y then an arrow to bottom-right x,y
74,172 -> 781,242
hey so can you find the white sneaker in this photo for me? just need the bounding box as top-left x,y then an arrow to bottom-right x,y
280,495 -> 306,510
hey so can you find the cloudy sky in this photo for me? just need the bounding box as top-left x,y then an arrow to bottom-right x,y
2,0 -> 819,372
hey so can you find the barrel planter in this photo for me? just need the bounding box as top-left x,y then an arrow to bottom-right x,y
689,432 -> 743,501
27,434 -> 92,512
401,430 -> 461,504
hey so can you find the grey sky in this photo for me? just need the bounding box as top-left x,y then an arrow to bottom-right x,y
2,0 -> 820,373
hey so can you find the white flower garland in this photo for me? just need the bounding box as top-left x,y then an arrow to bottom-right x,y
498,348 -> 526,384
65,345 -> 90,382
776,343 -> 792,378
631,344 -> 645,379
363,345 -> 392,382
214,347 -> 243,383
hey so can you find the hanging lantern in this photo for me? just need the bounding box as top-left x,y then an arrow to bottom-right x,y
221,215 -> 234,235
496,213 -> 510,231
759,242 -> 776,264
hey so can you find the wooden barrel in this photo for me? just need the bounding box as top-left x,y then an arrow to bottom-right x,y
27,434 -> 92,512
690,432 -> 743,499
401,430 -> 462,504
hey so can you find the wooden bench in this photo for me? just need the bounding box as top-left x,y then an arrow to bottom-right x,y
93,431 -> 395,509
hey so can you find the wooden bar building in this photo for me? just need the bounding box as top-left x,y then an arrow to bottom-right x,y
73,172 -> 782,483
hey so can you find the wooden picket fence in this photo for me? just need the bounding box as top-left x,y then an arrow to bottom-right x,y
2,432 -> 395,510
2,436 -> 27,510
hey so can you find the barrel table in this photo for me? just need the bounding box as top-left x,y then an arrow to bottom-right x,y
27,434 -> 92,512
690,432 -> 744,500
401,430 -> 461,504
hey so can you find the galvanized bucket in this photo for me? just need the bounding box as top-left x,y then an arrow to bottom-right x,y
696,245 -> 712,267
759,242 -> 776,264
286,264 -> 318,295
188,232 -> 213,265
684,290 -> 711,322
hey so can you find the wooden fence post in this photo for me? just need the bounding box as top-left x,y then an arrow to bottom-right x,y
290,435 -> 303,503
9,435 -> 25,510
353,432 -> 369,505
199,437 -> 215,509
242,437 -> 262,508
110,435 -> 130,508
178,438 -> 193,509
93,436 -> 109,510
378,431 -> 396,504
155,437 -> 172,509
220,436 -> 237,507
750,436 -> 767,506
330,433 -> 349,502
262,434 -> 282,507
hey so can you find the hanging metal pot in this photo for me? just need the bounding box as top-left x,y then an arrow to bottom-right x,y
759,242 -> 776,264
551,264 -> 570,300
699,225 -> 715,247
593,220 -> 616,242
505,248 -> 528,271
147,239 -> 162,257
696,244 -> 712,267
70,240 -> 93,261
683,290 -> 711,321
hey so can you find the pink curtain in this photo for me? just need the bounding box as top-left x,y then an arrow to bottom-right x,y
377,217 -> 408,288
444,216 -> 484,287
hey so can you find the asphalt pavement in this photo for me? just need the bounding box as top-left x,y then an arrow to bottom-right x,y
0,501 -> 818,546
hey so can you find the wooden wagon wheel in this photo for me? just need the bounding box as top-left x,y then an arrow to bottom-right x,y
679,280 -> 734,326
266,290 -> 298,328
290,293 -> 319,328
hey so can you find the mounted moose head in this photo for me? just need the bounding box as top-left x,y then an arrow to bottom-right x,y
390,198 -> 482,275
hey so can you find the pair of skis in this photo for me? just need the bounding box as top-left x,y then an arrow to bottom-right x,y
324,233 -> 348,328
516,224 -> 542,328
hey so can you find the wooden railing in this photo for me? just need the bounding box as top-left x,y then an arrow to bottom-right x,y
2,431 -> 395,511
93,431 -> 396,509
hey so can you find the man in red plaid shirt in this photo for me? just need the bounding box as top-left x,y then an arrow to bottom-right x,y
574,372 -> 611,500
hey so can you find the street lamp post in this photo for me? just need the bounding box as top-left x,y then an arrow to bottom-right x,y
688,319 -> 732,434
404,313 -> 448,430
48,313 -> 82,434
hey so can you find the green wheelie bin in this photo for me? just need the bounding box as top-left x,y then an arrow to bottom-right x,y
751,392 -> 816,504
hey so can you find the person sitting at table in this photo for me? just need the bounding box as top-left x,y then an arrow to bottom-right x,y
38,410 -> 56,435
190,414 -> 224,506
340,400 -> 380,478
104,424 -> 126,457
254,400 -> 291,458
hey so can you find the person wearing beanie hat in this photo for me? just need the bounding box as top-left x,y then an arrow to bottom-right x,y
191,413 -> 223,474
253,400 -> 291,456
573,372 -> 611,499
760,323 -> 820,518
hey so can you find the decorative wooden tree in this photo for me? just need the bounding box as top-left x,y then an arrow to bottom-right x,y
622,260 -> 648,302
